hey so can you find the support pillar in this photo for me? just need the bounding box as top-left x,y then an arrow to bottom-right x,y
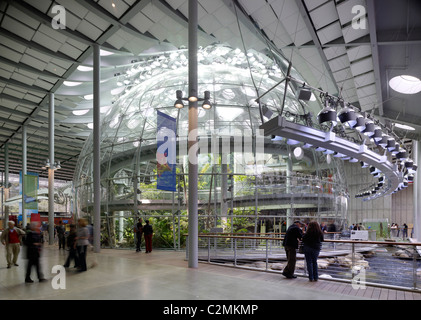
413,140 -> 421,242
187,0 -> 198,268
4,143 -> 9,226
93,44 -> 101,253
48,93 -> 55,245
22,125 -> 27,228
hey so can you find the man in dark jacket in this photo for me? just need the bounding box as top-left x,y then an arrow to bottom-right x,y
282,221 -> 303,279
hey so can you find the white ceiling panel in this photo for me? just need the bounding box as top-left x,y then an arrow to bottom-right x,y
309,0 -> 339,30
32,31 -> 62,52
148,23 -> 169,42
304,0 -> 330,12
129,12 -> 154,34
346,45 -> 372,62
7,5 -> 40,30
166,0 -> 186,11
350,56 -> 373,77
55,0 -> 89,19
142,2 -> 167,23
0,45 -> 22,64
76,20 -> 103,41
23,0 -> 53,14
98,0 -> 129,19
20,54 -> 48,71
317,21 -> 342,45
2,16 -> 36,41
328,54 -> 350,73
342,24 -> 370,43
336,0 -> 366,26
353,71 -> 375,88
84,11 -> 111,31
252,4 -> 278,28
323,46 -> 346,60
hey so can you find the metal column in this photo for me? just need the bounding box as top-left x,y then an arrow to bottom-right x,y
414,140 -> 421,242
4,143 -> 9,226
93,44 -> 101,253
48,93 -> 55,244
187,0 -> 198,268
22,125 -> 27,228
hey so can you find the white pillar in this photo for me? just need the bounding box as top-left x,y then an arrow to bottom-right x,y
22,125 -> 27,228
93,44 -> 101,253
187,0 -> 199,268
413,140 -> 421,241
48,93 -> 55,244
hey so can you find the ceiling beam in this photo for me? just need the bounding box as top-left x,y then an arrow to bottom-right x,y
366,0 -> 384,116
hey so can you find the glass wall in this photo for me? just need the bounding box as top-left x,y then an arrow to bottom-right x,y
73,44 -> 348,249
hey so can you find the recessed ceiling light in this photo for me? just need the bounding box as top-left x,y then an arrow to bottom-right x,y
394,123 -> 415,131
63,81 -> 82,87
389,75 -> 421,94
77,65 -> 93,72
100,49 -> 114,56
84,94 -> 93,100
72,109 -> 90,116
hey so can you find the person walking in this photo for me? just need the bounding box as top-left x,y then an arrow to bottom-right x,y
1,221 -> 26,268
24,222 -> 46,283
134,218 -> 143,252
282,221 -> 303,279
75,218 -> 90,272
56,221 -> 66,250
143,220 -> 153,253
63,224 -> 79,269
302,221 -> 324,282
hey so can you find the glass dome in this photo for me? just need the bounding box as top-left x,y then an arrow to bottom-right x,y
73,44 -> 348,249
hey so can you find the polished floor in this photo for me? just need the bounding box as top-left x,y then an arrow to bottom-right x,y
1,243 -> 420,301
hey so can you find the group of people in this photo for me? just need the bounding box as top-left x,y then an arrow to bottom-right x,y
282,220 -> 324,282
0,218 -> 94,283
134,218 -> 153,253
390,223 -> 409,238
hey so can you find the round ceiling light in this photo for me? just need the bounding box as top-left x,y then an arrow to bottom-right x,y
389,75 -> 421,94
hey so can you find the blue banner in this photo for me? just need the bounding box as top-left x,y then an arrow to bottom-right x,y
156,111 -> 177,192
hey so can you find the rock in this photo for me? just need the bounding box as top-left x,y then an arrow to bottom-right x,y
319,274 -> 332,279
271,263 -> 284,270
317,259 -> 330,269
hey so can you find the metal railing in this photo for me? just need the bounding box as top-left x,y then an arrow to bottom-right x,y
186,234 -> 421,292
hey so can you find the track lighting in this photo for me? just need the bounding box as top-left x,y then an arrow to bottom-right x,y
317,97 -> 337,125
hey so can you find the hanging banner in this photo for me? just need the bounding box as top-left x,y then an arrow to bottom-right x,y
20,171 -> 39,211
156,111 -> 177,192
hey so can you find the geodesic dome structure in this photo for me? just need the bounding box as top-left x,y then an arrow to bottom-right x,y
73,44 -> 349,248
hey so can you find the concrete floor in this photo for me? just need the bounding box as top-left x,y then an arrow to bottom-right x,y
0,243 -> 416,301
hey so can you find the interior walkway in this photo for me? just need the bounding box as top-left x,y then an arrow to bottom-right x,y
1,244 -> 420,300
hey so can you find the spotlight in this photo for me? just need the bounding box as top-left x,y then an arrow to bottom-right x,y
409,164 -> 418,173
202,91 -> 212,110
378,135 -> 389,148
317,98 -> 337,125
174,90 -> 184,109
386,138 -> 396,151
337,103 -> 357,127
296,86 -> 312,101
372,127 -> 383,142
360,161 -> 369,168
362,118 -> 375,136
396,149 -> 407,160
369,166 -> 381,175
261,104 -> 273,119
404,159 -> 414,169
351,113 -> 366,132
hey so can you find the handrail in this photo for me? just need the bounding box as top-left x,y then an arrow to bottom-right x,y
190,234 -> 421,247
